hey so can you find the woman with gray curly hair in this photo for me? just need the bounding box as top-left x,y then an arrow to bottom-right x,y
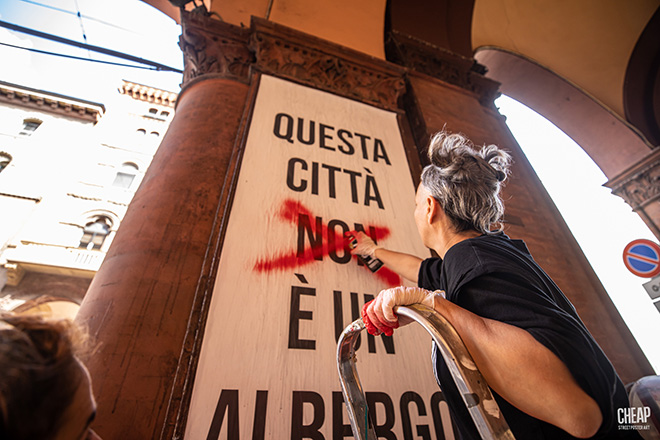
0,313 -> 101,440
351,131 -> 636,439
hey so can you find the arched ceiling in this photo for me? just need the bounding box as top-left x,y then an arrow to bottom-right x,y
471,0 -> 658,125
144,0 -> 659,148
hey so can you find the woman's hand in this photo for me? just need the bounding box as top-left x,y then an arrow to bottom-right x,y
361,286 -> 444,336
348,231 -> 382,257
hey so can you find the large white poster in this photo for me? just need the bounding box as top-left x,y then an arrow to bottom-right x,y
186,75 -> 456,439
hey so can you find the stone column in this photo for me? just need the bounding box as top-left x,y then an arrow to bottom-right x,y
76,11 -> 410,438
605,148 -> 660,241
75,13 -> 253,439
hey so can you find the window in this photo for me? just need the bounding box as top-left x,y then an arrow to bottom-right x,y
134,129 -> 147,143
19,118 -> 42,136
112,162 -> 139,189
0,152 -> 11,173
79,217 -> 112,250
144,108 -> 169,120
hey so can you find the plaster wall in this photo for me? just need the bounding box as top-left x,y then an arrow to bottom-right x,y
472,0 -> 658,118
203,0 -> 388,59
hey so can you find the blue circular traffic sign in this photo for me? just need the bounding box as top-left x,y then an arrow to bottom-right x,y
623,239 -> 660,278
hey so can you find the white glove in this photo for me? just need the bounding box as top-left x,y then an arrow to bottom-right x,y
363,286 -> 445,336
350,231 -> 382,257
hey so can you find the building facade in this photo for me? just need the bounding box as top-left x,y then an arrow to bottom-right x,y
0,80 -> 176,319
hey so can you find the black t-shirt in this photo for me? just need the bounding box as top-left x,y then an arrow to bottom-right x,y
418,233 -> 638,439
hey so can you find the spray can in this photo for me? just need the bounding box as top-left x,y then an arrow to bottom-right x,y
348,234 -> 384,272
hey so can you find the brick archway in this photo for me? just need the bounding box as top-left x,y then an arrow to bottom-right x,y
475,47 -> 660,239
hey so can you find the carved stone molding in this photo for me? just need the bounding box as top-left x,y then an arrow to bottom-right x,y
3,263 -> 25,287
179,13 -> 407,111
120,81 -> 178,107
249,18 -> 406,111
0,81 -> 104,123
385,30 -> 500,106
179,15 -> 499,110
606,148 -> 660,210
179,12 -> 254,84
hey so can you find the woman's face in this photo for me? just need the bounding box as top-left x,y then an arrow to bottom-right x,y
53,360 -> 100,440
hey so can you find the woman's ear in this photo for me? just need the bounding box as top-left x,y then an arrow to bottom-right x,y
427,196 -> 439,223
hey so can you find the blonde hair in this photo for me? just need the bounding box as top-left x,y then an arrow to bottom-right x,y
0,313 -> 87,439
421,131 -> 511,234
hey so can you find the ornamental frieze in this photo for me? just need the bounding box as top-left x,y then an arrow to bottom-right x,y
179,12 -> 499,110
609,151 -> 660,210
386,30 -> 500,106
179,13 -> 407,111
179,13 -> 253,84
249,27 -> 406,111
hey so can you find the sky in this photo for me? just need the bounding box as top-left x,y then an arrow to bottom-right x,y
1,0 -> 658,372
0,0 -> 183,107
496,95 -> 660,372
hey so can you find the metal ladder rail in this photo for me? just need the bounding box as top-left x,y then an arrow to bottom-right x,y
336,304 -> 516,440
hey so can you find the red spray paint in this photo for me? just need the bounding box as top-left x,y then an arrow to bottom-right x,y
253,199 -> 401,286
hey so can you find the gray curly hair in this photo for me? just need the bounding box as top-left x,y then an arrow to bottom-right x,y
420,131 -> 512,235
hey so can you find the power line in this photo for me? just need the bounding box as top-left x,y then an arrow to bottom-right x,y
18,0 -> 135,33
72,0 -> 90,53
0,41 -> 162,70
0,20 -> 182,73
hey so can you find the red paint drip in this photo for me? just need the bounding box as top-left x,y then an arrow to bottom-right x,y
253,198 -> 401,287
376,266 -> 401,286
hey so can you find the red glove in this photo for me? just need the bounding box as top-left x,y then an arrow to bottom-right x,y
361,287 -> 445,336
362,300 -> 397,336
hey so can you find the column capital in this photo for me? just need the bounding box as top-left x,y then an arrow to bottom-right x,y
179,12 -> 254,85
385,30 -> 501,107
605,148 -> 660,211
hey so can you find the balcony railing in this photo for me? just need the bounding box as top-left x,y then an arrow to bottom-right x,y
4,242 -> 104,273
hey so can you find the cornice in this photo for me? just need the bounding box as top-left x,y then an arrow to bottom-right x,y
178,13 -> 500,111
120,81 -> 178,107
0,191 -> 41,202
385,30 -> 500,107
605,148 -> 660,210
0,81 -> 104,123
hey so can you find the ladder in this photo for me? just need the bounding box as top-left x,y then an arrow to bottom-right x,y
336,304 -> 516,440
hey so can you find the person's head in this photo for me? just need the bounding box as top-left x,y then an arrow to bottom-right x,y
419,130 -> 512,236
0,313 -> 98,440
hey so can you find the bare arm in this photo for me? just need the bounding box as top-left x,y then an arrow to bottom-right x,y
365,286 -> 603,437
373,248 -> 422,283
349,231 -> 423,283
433,296 -> 603,438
